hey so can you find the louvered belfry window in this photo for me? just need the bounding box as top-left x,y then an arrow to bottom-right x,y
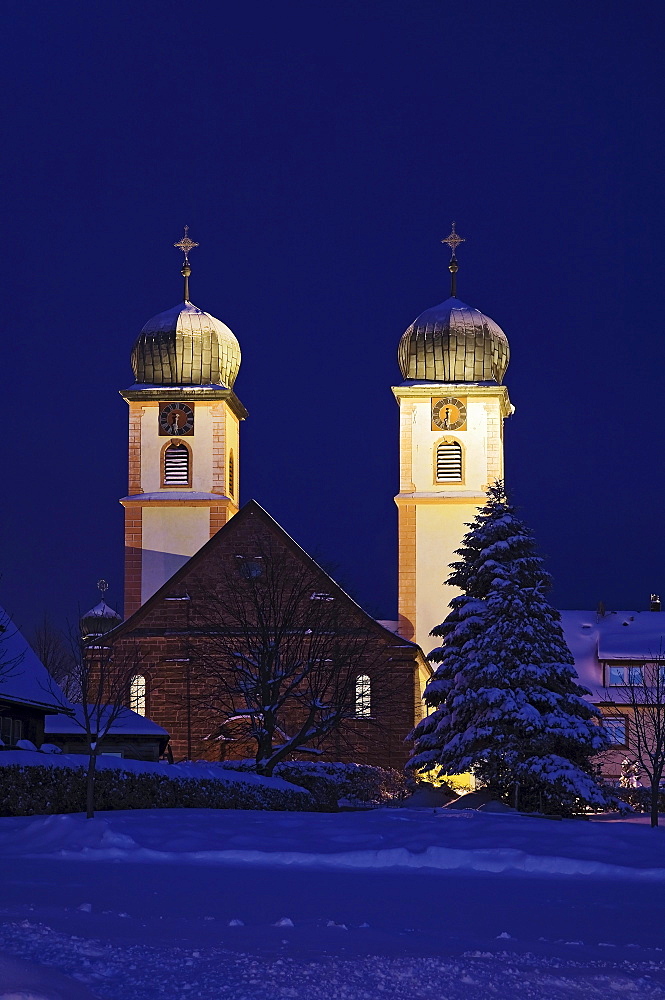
436,440 -> 462,482
164,443 -> 190,486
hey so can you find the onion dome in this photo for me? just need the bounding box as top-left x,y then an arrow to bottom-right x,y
80,600 -> 122,638
398,224 -> 509,384
131,301 -> 241,387
398,296 -> 509,383
130,227 -> 241,388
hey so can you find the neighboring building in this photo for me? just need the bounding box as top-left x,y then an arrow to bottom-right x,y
393,229 -> 514,652
561,605 -> 665,781
105,500 -> 429,767
45,706 -> 169,762
0,607 -> 72,747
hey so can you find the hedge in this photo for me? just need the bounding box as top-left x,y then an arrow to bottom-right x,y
0,764 -> 311,817
218,760 -> 409,810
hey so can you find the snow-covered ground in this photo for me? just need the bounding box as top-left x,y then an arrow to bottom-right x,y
1,807 -> 665,999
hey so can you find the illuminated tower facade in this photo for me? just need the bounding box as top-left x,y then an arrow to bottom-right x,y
393,226 -> 514,653
120,230 -> 247,617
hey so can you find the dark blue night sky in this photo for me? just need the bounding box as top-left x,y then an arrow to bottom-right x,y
1,0 -> 663,634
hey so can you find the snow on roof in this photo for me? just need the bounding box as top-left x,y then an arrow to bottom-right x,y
595,612 -> 665,660
376,620 -> 400,634
0,607 -> 71,713
559,611 -> 603,695
82,600 -> 122,621
45,705 -> 169,737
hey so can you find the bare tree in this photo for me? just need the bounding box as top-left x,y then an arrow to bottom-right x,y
190,536 -> 389,776
30,615 -> 75,687
42,626 -> 144,818
0,610 -> 28,739
0,610 -> 25,682
603,656 -> 665,827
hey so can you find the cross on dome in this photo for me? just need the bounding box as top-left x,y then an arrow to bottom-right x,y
173,225 -> 199,263
441,221 -> 465,258
441,222 -> 465,297
173,226 -> 199,302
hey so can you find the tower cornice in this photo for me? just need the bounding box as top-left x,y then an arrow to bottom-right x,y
120,386 -> 248,421
394,492 -> 489,504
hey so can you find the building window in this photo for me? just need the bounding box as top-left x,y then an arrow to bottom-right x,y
129,675 -> 146,716
228,450 -> 234,498
436,440 -> 462,482
236,556 -> 264,580
603,715 -> 628,745
163,442 -> 190,487
608,665 -> 643,686
355,674 -> 371,717
0,717 -> 23,745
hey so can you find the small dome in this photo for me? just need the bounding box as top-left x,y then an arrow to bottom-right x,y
131,301 -> 241,388
80,600 -> 122,638
398,296 -> 509,383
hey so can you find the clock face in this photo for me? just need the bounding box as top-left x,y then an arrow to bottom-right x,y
432,397 -> 467,432
159,402 -> 194,436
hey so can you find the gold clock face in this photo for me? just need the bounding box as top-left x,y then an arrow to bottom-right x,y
432,397 -> 467,431
159,402 -> 194,435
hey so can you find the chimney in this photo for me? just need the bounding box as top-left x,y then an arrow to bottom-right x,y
650,594 -> 661,612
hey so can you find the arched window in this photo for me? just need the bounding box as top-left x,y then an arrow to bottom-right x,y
129,674 -> 146,716
228,450 -> 234,498
436,440 -> 462,482
355,674 -> 371,718
163,442 -> 190,487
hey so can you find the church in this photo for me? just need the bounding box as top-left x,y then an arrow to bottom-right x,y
93,226 -> 662,776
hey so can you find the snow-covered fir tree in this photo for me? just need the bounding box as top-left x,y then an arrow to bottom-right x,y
408,482 -> 609,813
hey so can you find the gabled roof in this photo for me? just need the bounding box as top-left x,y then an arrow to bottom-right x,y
108,500 -> 423,658
0,607 -> 72,713
45,705 -> 168,738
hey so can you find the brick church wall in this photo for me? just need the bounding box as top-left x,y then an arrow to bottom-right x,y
109,503 -> 423,769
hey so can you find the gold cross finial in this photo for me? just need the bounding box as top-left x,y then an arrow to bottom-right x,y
174,226 -> 198,301
441,222 -> 465,297
174,225 -> 199,263
441,221 -> 465,258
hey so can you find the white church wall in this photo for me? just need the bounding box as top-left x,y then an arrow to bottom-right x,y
415,502 -> 479,653
141,506 -> 210,604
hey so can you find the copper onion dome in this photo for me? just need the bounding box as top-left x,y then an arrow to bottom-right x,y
80,600 -> 122,638
397,296 -> 510,383
131,228 -> 241,388
131,301 -> 241,387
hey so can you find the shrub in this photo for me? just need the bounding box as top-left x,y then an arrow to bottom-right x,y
0,764 -> 310,817
613,785 -> 665,813
218,760 -> 408,809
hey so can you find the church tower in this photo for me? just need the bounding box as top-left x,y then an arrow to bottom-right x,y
120,230 -> 247,618
393,226 -> 513,653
